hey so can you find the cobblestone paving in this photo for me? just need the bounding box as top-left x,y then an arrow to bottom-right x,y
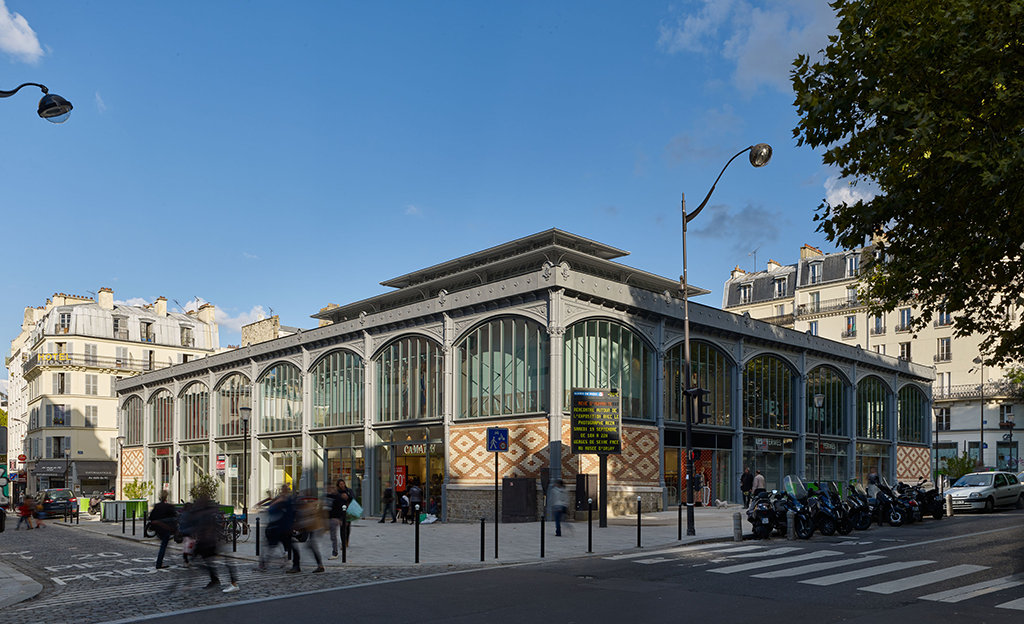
1,524 -> 484,624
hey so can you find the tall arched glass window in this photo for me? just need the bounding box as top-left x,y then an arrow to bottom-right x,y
664,341 -> 732,426
259,362 -> 303,433
376,336 -> 443,422
857,377 -> 889,439
456,317 -> 549,419
123,396 -> 144,446
743,355 -> 795,431
563,320 -> 655,420
180,383 -> 210,441
806,366 -> 847,436
898,385 -> 926,443
216,374 -> 251,437
150,389 -> 174,443
312,350 -> 364,427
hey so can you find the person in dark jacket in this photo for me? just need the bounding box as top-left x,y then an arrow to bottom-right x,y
150,490 -> 178,569
379,481 -> 396,524
335,479 -> 354,549
257,485 -> 295,572
193,496 -> 238,593
326,484 -> 345,559
740,468 -> 754,508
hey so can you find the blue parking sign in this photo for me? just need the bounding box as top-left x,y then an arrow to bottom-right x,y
486,427 -> 509,452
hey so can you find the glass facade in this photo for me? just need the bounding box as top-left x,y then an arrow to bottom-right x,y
180,443 -> 209,500
897,385 -> 926,444
150,390 -> 174,444
563,320 -> 655,420
312,350 -> 364,428
743,355 -> 795,431
312,432 -> 365,504
376,336 -> 443,422
857,377 -> 889,439
260,436 -> 302,500
456,317 -> 549,419
806,366 -> 847,437
259,362 -> 303,433
805,439 -> 848,483
664,341 -> 732,426
856,442 -> 890,484
742,435 -> 796,492
216,373 -> 251,437
180,382 -> 210,441
123,396 -> 144,446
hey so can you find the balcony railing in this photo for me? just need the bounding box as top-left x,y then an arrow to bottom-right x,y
934,318 -> 952,328
933,353 -> 953,363
759,313 -> 795,327
22,352 -> 172,375
894,323 -> 912,333
842,329 -> 857,339
796,296 -> 864,317
932,381 -> 1024,401
114,329 -> 129,340
869,326 -> 886,336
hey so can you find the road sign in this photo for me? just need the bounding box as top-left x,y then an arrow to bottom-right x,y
570,388 -> 621,454
18,454 -> 26,462
486,428 -> 509,452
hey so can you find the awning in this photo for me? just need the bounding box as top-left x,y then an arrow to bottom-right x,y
74,461 -> 118,478
31,460 -> 70,474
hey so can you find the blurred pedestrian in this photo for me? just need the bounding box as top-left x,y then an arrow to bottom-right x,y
178,502 -> 194,567
379,481 -> 396,523
740,467 -> 754,508
16,496 -> 35,530
290,489 -> 325,573
257,485 -> 295,572
193,496 -> 238,593
34,496 -> 46,528
752,469 -> 766,497
150,490 -> 178,569
398,490 -> 410,524
408,479 -> 423,521
549,479 -> 568,537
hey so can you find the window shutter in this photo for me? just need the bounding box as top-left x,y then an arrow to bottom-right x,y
110,375 -> 116,397
46,437 -> 52,459
67,342 -> 73,355
46,404 -> 53,427
65,405 -> 71,426
53,373 -> 59,394
65,436 -> 72,452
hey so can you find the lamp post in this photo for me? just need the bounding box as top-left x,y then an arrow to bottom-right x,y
681,143 -> 772,536
239,407 -> 252,518
813,394 -> 825,483
932,404 -> 943,490
0,83 -> 73,123
64,449 -> 71,490
115,436 -> 126,499
973,356 -> 985,467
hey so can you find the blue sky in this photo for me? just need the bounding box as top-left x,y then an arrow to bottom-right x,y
1,1 -> 869,383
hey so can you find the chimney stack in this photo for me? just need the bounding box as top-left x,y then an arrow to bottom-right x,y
155,296 -> 167,317
197,302 -> 216,325
730,266 -> 747,280
767,259 -> 782,272
98,287 -> 114,310
800,244 -> 824,260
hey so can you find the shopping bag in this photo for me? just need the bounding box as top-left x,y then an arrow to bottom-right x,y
345,499 -> 363,520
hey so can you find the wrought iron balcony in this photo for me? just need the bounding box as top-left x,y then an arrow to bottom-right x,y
932,381 -> 1024,401
842,329 -> 857,339
894,323 -> 912,333
933,353 -> 953,363
796,296 -> 864,317
869,326 -> 886,336
22,352 -> 172,375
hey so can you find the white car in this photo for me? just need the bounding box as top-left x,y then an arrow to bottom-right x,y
947,471 -> 1024,512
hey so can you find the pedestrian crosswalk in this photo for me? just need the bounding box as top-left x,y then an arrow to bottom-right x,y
608,543 -> 1024,611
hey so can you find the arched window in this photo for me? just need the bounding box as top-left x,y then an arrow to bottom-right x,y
216,374 -> 251,437
123,396 -> 144,446
149,389 -> 174,443
312,351 -> 364,428
259,362 -> 303,433
376,336 -> 443,423
857,377 -> 889,439
180,383 -> 210,441
806,366 -> 847,437
898,385 -> 926,444
564,320 -> 655,420
743,355 -> 795,431
456,317 -> 549,419
664,341 -> 732,426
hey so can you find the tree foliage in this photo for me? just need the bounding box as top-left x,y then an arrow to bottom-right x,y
188,474 -> 219,502
792,0 -> 1024,365
124,478 -> 155,500
940,451 -> 982,480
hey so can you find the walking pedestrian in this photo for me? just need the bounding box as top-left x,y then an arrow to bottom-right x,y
408,479 -> 423,521
398,490 -> 410,524
192,496 -> 239,593
178,502 -> 194,567
150,490 -> 178,569
752,469 -> 766,497
325,484 -> 344,560
379,481 -> 396,523
290,489 -> 325,573
335,479 -> 354,548
740,467 -> 754,508
257,485 -> 295,572
549,479 -> 569,536
16,496 -> 35,530
34,496 -> 46,528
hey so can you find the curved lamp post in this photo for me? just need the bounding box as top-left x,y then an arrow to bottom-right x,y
115,436 -> 126,500
973,356 -> 985,467
813,394 -> 825,483
239,406 -> 252,518
681,143 -> 772,536
0,83 -> 73,123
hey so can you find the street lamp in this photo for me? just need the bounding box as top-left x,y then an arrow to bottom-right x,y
681,143 -> 772,536
932,404 -> 943,491
64,448 -> 72,490
0,83 -> 73,123
973,356 -> 985,468
813,394 -> 825,483
116,436 -> 126,499
239,406 -> 252,518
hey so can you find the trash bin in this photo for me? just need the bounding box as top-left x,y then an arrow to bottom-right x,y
501,477 -> 537,523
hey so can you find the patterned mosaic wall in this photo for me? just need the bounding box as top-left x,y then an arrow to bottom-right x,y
122,447 -> 144,480
559,421 -> 660,487
897,445 -> 931,482
448,418 -> 550,484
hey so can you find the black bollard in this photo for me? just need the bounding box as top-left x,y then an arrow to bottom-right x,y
540,514 -> 545,559
132,509 -> 136,536
414,504 -> 420,563
587,498 -> 593,553
637,496 -> 642,548
341,506 -> 347,563
678,502 -> 683,540
76,506 -> 80,525
480,517 -> 485,562
122,507 -> 126,534
232,516 -> 237,552
144,510 -> 148,535
255,517 -> 261,557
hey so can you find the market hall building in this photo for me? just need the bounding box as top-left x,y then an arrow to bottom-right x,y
115,230 -> 934,520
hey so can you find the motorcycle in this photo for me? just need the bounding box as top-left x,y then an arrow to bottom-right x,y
850,478 -> 907,527
88,496 -> 103,515
897,478 -> 945,521
746,490 -> 781,539
881,478 -> 918,524
811,481 -> 854,536
779,476 -> 816,539
846,483 -> 874,531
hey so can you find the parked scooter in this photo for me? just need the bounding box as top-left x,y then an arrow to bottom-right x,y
747,490 -> 781,539
846,483 -> 874,531
850,478 -> 907,527
811,481 -> 853,535
88,495 -> 103,515
779,476 -> 816,539
897,478 -> 945,521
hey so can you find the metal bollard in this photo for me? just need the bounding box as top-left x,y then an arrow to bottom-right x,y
132,510 -> 136,536
945,493 -> 954,517
540,514 -> 545,559
341,505 -> 348,563
232,516 -> 237,552
144,511 -> 148,536
255,517 -> 261,557
480,517 -> 486,562
414,504 -> 421,563
636,496 -> 642,548
122,507 -> 126,534
77,507 -> 80,524
787,510 -> 795,541
587,498 -> 593,553
733,512 -> 743,542
678,502 -> 683,540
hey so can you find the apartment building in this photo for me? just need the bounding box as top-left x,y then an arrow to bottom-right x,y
6,288 -> 219,496
723,244 -> 1022,475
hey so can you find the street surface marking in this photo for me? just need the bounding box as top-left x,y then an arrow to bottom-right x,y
603,543 -> 738,561
727,547 -> 803,558
634,557 -> 675,565
752,555 -> 886,579
919,573 -> 1024,603
860,526 -> 1019,556
995,597 -> 1024,611
800,561 -> 934,586
699,546 -> 765,555
708,550 -> 842,574
858,564 -> 989,594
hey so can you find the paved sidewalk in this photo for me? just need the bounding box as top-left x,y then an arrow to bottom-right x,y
0,558 -> 43,609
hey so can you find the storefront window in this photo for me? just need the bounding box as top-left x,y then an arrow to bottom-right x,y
259,362 -> 303,433
260,436 -> 302,500
856,442 -> 890,484
123,395 -> 144,446
374,427 -> 444,516
664,341 -> 732,426
181,444 -> 209,500
456,317 -> 549,418
149,390 -> 174,444
180,382 -> 210,441
376,336 -> 443,423
216,440 -> 247,512
312,350 -> 364,428
857,377 -> 889,439
897,385 -> 926,444
312,432 -> 365,504
216,373 -> 251,437
805,439 -> 848,483
742,435 -> 796,492
743,355 -> 795,431
563,320 -> 655,420
806,366 -> 847,437
150,448 -> 172,496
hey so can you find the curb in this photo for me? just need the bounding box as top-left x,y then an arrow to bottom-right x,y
0,559 -> 44,609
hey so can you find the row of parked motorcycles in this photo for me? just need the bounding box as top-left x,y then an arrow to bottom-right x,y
746,475 -> 945,540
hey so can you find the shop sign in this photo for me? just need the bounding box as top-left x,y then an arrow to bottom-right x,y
18,454 -> 27,462
570,388 -> 621,454
815,441 -> 839,453
39,353 -> 72,365
755,437 -> 784,451
216,454 -> 226,474
155,448 -> 170,456
395,465 -> 407,490
401,444 -> 437,456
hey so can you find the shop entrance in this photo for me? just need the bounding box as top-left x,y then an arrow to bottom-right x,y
665,430 -> 733,505
742,435 -> 796,493
375,426 -> 444,517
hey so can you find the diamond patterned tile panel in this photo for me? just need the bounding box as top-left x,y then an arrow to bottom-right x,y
449,418 -> 550,485
560,421 -> 660,487
897,445 -> 931,482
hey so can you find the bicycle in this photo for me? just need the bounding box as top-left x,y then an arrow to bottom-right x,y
216,513 -> 251,543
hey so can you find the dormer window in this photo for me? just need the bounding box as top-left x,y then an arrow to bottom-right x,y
181,325 -> 194,348
140,321 -> 155,343
774,278 -> 787,299
846,254 -> 859,277
113,316 -> 128,340
809,262 -> 821,284
739,284 -> 752,304
58,313 -> 71,334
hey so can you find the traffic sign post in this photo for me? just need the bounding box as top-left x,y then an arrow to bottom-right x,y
486,428 -> 509,558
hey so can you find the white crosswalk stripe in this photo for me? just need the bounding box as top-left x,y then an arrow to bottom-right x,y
752,555 -> 886,579
727,547 -> 803,559
604,543 -> 739,561
919,573 -> 1024,603
996,597 -> 1024,611
858,565 -> 989,594
800,560 -> 934,586
709,550 -> 843,574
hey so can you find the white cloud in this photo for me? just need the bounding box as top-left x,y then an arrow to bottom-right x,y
824,174 -> 876,207
0,0 -> 43,64
114,297 -> 151,307
405,204 -> 422,216
242,252 -> 258,259
657,0 -> 734,54
215,305 -> 267,334
95,92 -> 106,113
